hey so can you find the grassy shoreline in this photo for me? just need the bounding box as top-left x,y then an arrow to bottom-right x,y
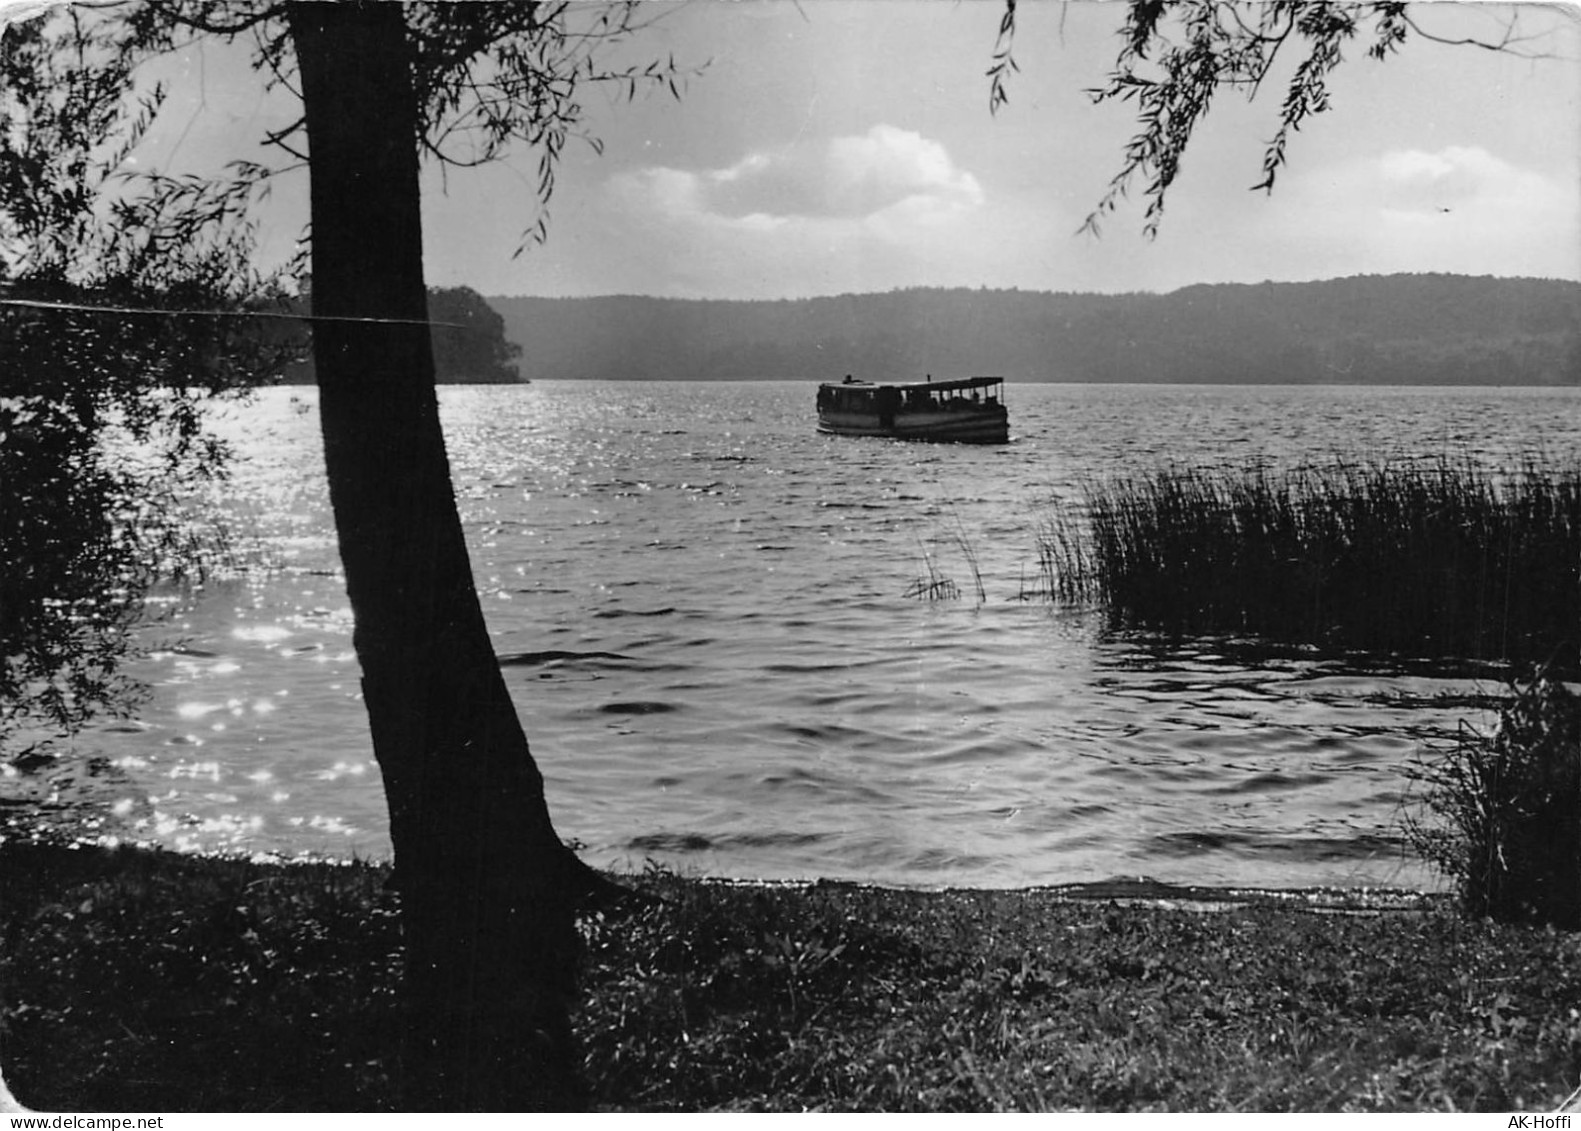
3,840 -> 1580,1111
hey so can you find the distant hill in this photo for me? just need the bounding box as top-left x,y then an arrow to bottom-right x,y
488,275 -> 1581,385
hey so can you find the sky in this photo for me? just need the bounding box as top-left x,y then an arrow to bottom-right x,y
13,0 -> 1581,299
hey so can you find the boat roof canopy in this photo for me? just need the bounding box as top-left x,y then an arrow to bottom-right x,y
820,375 -> 1005,392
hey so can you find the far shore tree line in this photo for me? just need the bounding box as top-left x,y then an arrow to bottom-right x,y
484,275 -> 1581,385
3,0 -> 1577,1113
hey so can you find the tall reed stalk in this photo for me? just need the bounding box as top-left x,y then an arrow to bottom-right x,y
1040,456 -> 1580,672
948,517 -> 986,604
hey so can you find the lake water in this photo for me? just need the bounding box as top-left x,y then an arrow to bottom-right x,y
20,381 -> 1581,891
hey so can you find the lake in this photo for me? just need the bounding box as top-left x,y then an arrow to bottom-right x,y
30,381 -> 1581,891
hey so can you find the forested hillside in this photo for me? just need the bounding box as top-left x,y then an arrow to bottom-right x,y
273,285 -> 524,384
489,275 -> 1580,385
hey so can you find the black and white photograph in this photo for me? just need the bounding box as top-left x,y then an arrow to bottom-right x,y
1,0 -> 1578,1114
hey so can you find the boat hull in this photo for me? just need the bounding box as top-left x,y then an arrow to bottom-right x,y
816,405 -> 1009,444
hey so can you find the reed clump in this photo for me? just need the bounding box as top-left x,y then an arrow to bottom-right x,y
1040,456 -> 1579,672
904,521 -> 984,603
903,544 -> 959,601
1406,673 -> 1581,928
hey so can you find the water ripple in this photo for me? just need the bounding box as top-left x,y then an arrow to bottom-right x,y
51,382 -> 1579,891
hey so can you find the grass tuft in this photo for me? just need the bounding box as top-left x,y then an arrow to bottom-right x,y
1406,672 -> 1581,928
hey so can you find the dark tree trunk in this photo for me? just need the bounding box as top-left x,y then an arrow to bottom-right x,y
288,3 -> 593,1109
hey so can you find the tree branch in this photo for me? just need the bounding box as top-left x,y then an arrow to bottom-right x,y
1051,0 -> 1561,237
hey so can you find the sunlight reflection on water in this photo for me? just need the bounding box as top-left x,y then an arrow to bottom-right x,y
39,381 -> 1581,888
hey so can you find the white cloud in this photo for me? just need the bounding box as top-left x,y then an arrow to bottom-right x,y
606,146 -> 1084,297
1244,145 -> 1581,283
821,125 -> 984,219
1375,145 -> 1564,218
617,124 -> 983,229
598,125 -> 1004,297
